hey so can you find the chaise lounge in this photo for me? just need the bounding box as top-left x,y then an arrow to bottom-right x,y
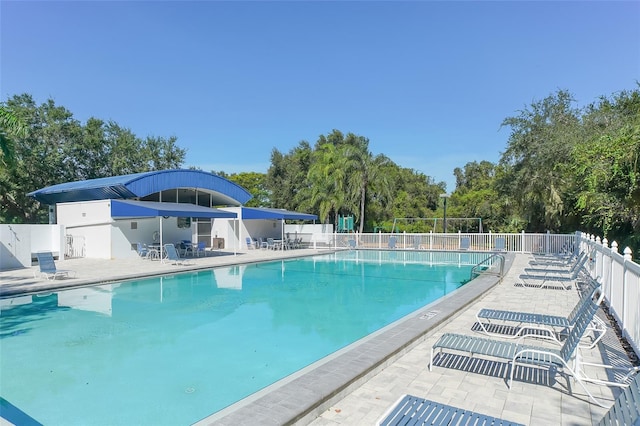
430,299 -> 608,406
475,277 -> 606,348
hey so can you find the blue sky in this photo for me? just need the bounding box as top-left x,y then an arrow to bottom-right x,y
2,1 -> 639,191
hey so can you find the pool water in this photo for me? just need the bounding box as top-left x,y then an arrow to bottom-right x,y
0,251 -> 484,425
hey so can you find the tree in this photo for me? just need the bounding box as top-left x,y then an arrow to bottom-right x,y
572,88 -> 640,251
0,105 -> 27,167
0,93 -> 187,223
307,141 -> 349,224
499,90 -> 581,231
225,172 -> 269,207
265,141 -> 313,210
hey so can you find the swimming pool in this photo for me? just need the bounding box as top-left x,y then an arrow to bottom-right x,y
0,250 -> 489,425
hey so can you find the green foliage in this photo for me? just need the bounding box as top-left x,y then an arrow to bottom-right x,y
265,130 -> 443,232
571,89 -> 640,251
224,172 -> 269,207
499,90 -> 581,232
0,94 -> 186,223
441,86 -> 638,255
0,105 -> 28,167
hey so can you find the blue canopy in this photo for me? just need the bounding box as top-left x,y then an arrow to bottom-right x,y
111,200 -> 237,219
240,207 -> 317,221
28,169 -> 252,206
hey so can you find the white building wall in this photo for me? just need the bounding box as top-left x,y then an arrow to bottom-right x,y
1,224 -> 33,269
56,199 -> 113,226
56,200 -> 114,259
65,224 -> 112,259
0,224 -> 66,270
285,223 -> 333,246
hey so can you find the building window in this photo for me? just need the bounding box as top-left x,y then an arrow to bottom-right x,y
131,222 -> 138,230
177,217 -> 191,229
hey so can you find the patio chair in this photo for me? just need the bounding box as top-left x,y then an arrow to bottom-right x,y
388,236 -> 397,249
258,237 -> 269,250
34,251 -> 76,280
136,242 -> 150,259
347,238 -> 357,249
524,251 -> 586,274
518,254 -> 588,290
529,250 -> 581,267
194,241 -> 206,257
179,240 -> 194,257
413,236 -> 422,250
597,372 -> 640,426
246,237 -> 257,250
266,238 -> 280,250
376,394 -> 524,426
460,237 -> 470,250
430,299 -> 609,407
494,237 -> 506,251
163,244 -> 193,265
475,278 -> 606,348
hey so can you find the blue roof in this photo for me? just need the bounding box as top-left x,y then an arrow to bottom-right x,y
27,169 -> 253,206
111,200 -> 237,219
240,207 -> 317,221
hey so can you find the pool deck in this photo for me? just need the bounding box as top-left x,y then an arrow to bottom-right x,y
0,249 -> 636,426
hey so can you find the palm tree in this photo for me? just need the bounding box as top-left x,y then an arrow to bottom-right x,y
0,105 -> 27,167
342,141 -> 393,233
308,142 -> 349,224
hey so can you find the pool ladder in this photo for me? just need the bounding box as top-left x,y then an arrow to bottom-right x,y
470,253 -> 505,280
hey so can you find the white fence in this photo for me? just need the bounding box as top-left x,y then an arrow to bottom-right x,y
323,231 -> 575,253
579,232 -> 640,358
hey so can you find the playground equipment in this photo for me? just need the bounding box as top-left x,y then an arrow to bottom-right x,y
338,215 -> 354,233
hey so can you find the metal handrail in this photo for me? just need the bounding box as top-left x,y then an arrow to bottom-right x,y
470,253 -> 505,280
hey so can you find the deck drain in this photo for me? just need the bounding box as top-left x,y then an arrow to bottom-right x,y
185,387 -> 196,394
419,311 -> 439,320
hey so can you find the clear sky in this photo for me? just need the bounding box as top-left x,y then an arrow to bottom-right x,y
2,1 -> 639,191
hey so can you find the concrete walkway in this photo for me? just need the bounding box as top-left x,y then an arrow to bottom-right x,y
0,249 -> 636,425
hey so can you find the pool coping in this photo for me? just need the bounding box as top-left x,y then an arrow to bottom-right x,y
195,252 -> 515,425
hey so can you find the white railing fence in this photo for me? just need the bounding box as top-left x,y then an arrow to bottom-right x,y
324,231 -> 575,253
579,232 -> 639,358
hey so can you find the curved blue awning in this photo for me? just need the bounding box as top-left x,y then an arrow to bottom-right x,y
240,207 -> 317,221
111,200 -> 238,219
27,169 -> 253,206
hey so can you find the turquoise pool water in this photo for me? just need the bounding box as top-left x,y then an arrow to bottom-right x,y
0,250 -> 486,425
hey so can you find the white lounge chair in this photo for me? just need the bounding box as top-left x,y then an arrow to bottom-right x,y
475,278 -> 606,348
518,254 -> 588,290
431,300 -> 609,407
